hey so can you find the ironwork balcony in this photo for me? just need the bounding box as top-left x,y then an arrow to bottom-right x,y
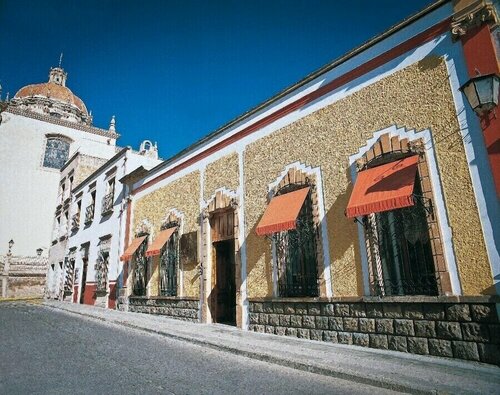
84,204 -> 95,224
101,192 -> 114,215
71,213 -> 80,230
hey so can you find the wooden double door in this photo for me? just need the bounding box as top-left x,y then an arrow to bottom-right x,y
210,209 -> 236,326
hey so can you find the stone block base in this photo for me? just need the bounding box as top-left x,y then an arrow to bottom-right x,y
128,296 -> 199,322
248,297 -> 500,365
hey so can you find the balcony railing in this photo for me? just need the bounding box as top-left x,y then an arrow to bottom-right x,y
101,192 -> 114,215
84,204 -> 95,224
71,213 -> 80,230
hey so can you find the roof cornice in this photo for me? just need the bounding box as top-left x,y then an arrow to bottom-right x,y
5,106 -> 120,139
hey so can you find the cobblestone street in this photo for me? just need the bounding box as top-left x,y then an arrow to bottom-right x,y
0,301 -> 401,395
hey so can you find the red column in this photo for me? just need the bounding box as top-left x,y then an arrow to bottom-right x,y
461,24 -> 500,197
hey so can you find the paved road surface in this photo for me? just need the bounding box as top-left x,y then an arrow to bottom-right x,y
0,302 -> 399,395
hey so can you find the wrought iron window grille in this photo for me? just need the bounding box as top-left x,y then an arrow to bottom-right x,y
71,213 -> 80,230
63,257 -> 76,295
84,204 -> 95,224
161,221 -> 179,231
160,230 -> 179,297
132,233 -> 149,296
158,222 -> 179,296
363,182 -> 440,297
95,249 -> 110,293
272,184 -> 319,298
101,192 -> 114,215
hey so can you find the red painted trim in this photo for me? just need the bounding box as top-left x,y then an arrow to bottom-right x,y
83,284 -> 97,305
73,286 -> 79,303
108,282 -> 117,309
133,18 -> 450,196
461,24 -> 500,197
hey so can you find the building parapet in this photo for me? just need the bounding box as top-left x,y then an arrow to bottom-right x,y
5,107 -> 120,139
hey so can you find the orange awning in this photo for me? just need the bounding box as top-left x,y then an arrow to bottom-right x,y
145,227 -> 177,257
346,155 -> 419,218
120,236 -> 147,261
256,187 -> 310,236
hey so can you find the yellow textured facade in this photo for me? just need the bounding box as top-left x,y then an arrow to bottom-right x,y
203,153 -> 240,200
133,171 -> 201,297
244,57 -> 492,297
130,57 -> 493,300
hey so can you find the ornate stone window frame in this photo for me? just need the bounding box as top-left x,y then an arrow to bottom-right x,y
266,162 -> 332,298
348,125 -> 461,296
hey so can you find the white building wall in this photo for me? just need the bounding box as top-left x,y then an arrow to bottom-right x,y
68,149 -> 160,306
0,111 -> 116,258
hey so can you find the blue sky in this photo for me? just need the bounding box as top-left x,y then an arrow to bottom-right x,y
0,0 -> 434,158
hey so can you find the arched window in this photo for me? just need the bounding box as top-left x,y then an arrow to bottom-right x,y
360,155 -> 438,296
159,221 -> 179,296
273,184 -> 319,297
257,178 -> 320,298
346,133 -> 448,296
132,232 -> 149,296
43,137 -> 70,169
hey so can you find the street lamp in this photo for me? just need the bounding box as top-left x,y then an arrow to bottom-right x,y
460,73 -> 500,116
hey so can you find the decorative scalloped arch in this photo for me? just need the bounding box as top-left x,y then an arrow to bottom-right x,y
134,218 -> 153,238
267,161 -> 332,298
204,187 -> 238,214
160,208 -> 185,234
348,125 -> 459,296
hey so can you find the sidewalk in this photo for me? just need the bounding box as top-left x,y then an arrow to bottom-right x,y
42,300 -> 500,394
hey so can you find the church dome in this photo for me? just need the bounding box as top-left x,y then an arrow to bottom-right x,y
15,82 -> 88,114
11,66 -> 92,125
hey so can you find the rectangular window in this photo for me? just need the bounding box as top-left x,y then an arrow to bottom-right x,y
72,200 -> 81,230
132,235 -> 149,296
61,211 -> 69,237
346,154 -> 441,297
85,190 -> 96,224
95,238 -> 111,293
160,226 -> 179,296
101,178 -> 115,215
256,185 -> 319,298
274,191 -> 319,297
364,179 -> 438,296
63,255 -> 76,295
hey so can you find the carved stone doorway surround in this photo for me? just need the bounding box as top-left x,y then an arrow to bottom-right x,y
201,190 -> 243,328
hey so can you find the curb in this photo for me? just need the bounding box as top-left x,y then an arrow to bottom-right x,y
0,297 -> 42,303
42,302 -> 436,394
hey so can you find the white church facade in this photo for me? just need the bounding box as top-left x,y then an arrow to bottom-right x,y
0,66 -> 120,297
